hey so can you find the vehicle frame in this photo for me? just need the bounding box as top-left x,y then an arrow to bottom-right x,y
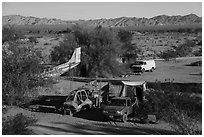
63,88 -> 93,116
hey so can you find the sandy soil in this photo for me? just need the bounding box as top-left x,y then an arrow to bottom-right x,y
3,47 -> 201,135
124,57 -> 202,83
3,106 -> 176,135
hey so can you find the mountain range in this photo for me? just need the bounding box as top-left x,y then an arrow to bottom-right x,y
2,14 -> 202,27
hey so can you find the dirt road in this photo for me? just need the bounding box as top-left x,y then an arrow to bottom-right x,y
4,106 -> 176,135
3,57 -> 201,135
67,56 -> 202,84
29,117 -> 175,135
126,59 -> 201,83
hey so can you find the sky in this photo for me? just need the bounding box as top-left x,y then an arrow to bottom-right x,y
2,2 -> 202,20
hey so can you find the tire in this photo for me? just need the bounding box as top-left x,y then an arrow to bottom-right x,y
142,68 -> 145,73
64,109 -> 73,116
122,114 -> 128,122
150,67 -> 154,72
83,105 -> 90,110
140,118 -> 148,124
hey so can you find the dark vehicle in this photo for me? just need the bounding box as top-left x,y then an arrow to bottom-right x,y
24,95 -> 68,112
102,97 -> 138,122
63,88 -> 93,116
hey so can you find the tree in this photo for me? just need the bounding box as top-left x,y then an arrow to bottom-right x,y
159,50 -> 177,61
118,29 -> 132,43
2,42 -> 43,105
2,25 -> 24,44
118,29 -> 137,62
50,33 -> 78,65
160,40 -> 196,60
175,40 -> 194,57
193,48 -> 202,56
85,26 -> 122,77
50,26 -> 123,77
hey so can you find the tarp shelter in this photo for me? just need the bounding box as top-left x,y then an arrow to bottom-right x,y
101,80 -> 147,104
119,81 -> 146,101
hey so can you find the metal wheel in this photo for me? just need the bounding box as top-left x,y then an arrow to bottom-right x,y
142,68 -> 145,73
150,67 -> 154,72
122,114 -> 128,122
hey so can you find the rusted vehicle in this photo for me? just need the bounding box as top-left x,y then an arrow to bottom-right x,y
102,97 -> 138,122
63,88 -> 93,116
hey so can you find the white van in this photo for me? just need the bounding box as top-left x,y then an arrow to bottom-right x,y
130,60 -> 156,73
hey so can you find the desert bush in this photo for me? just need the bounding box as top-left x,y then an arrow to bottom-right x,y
143,82 -> 202,134
118,29 -> 132,43
175,41 -> 193,57
118,29 -> 138,62
28,36 -> 38,44
2,42 -> 44,105
159,50 -> 177,61
2,113 -> 36,135
159,40 -> 196,60
44,42 -> 50,45
50,33 -> 78,65
165,106 -> 202,135
2,25 -> 25,44
193,48 -> 202,56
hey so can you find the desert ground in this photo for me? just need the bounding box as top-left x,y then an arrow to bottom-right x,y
3,55 -> 202,135
3,28 -> 202,135
126,57 -> 202,83
4,105 -> 177,135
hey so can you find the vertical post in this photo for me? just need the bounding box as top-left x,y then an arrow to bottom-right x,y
95,72 -> 99,108
107,82 -> 109,104
99,78 -> 102,108
69,64 -> 72,90
95,75 -> 97,108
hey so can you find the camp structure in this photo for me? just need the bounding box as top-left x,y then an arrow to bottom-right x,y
101,80 -> 147,104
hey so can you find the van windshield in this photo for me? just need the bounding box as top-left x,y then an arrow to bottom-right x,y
110,99 -> 126,106
135,61 -> 145,65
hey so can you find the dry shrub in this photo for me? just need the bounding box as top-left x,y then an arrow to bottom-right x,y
164,105 -> 202,135
2,113 -> 37,135
144,82 -> 202,135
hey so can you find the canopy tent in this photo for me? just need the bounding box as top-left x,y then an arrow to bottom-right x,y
122,81 -> 146,86
120,81 -> 146,100
100,80 -> 147,104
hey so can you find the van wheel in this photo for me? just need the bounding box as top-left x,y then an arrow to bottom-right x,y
122,114 -> 128,122
150,67 -> 154,72
142,69 -> 145,73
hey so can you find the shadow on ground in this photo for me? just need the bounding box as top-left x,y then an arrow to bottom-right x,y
22,95 -> 67,115
73,108 -> 107,122
32,121 -> 177,135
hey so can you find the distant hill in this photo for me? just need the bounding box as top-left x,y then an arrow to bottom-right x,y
2,14 -> 202,27
2,15 -> 70,25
